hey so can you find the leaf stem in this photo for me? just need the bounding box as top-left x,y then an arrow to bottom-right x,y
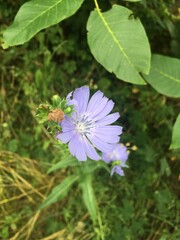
94,0 -> 101,13
97,210 -> 105,240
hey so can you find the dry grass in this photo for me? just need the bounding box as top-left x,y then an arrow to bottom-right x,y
0,150 -> 67,240
0,151 -> 95,240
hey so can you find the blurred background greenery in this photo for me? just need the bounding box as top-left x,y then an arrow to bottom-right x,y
0,0 -> 180,239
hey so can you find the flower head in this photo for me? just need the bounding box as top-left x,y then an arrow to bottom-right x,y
102,144 -> 129,164
57,86 -> 122,161
102,144 -> 129,176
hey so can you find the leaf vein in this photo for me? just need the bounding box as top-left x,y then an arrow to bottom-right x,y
152,67 -> 180,83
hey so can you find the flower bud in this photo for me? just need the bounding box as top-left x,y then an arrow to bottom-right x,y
64,107 -> 72,114
52,95 -> 61,107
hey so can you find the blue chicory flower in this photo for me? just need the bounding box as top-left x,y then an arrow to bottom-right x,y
102,144 -> 129,176
57,86 -> 122,161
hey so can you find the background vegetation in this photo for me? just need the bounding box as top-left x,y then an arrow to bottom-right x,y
0,0 -> 180,239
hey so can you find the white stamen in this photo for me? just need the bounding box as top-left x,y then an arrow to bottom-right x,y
75,112 -> 96,135
76,122 -> 85,133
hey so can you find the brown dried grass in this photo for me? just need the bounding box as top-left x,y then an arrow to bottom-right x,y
0,150 -> 66,240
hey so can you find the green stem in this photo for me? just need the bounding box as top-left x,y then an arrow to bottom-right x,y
97,209 -> 105,240
94,0 -> 101,13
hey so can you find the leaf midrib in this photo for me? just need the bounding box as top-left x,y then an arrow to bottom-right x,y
152,67 -> 180,84
10,0 -> 64,39
95,8 -> 138,74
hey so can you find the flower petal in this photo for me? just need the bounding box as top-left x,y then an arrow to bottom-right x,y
87,90 -> 104,112
89,96 -> 109,118
57,131 -> 74,143
61,117 -> 75,131
102,153 -> 112,164
94,100 -> 115,121
94,126 -> 122,135
96,112 -> 120,126
68,134 -> 79,156
87,133 -> 114,153
75,135 -> 87,161
110,166 -> 116,176
68,134 -> 87,161
66,99 -> 78,112
115,144 -> 129,164
73,86 -> 90,113
91,128 -> 120,143
83,136 -> 101,160
111,166 -> 124,176
66,91 -> 73,100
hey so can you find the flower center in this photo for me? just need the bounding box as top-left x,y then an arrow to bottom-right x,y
73,112 -> 96,135
76,122 -> 85,134
109,151 -> 119,161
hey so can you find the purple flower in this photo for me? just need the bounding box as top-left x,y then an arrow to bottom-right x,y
57,86 -> 122,161
102,144 -> 129,176
111,165 -> 125,176
102,144 -> 129,164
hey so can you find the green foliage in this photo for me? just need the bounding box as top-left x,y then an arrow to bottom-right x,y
144,54 -> 180,98
48,155 -> 79,173
171,113 -> 180,149
2,0 -> 84,48
1,0 -> 180,239
80,174 -> 97,223
87,4 -> 151,84
40,175 -> 79,209
1,0 -> 179,103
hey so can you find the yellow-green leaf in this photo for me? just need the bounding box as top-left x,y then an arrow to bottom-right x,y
170,114 -> 180,149
3,0 -> 84,48
87,5 -> 151,85
144,54 -> 180,98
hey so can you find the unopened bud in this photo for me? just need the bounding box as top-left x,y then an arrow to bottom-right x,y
48,109 -> 64,122
52,95 -> 61,106
132,145 -> 138,151
64,107 -> 72,114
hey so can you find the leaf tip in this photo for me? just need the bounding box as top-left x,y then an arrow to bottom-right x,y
1,41 -> 9,49
169,143 -> 179,150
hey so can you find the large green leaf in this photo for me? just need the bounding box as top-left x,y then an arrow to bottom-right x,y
40,175 -> 78,209
87,5 -> 151,84
170,113 -> 180,149
80,174 -> 97,223
144,54 -> 180,98
2,0 -> 84,48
